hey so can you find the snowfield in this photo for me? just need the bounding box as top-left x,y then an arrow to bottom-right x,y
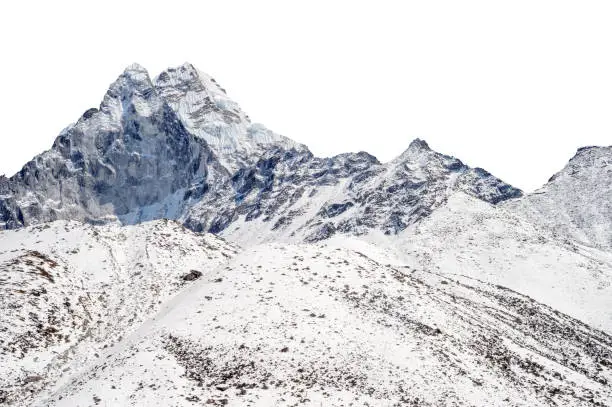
31,239 -> 612,406
0,220 -> 610,406
359,193 -> 612,334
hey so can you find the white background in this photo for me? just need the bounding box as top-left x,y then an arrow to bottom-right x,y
1,1 -> 611,191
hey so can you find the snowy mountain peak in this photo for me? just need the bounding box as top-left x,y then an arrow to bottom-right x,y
155,63 -> 234,109
99,63 -> 160,121
156,62 -> 230,98
123,62 -> 148,74
576,144 -> 610,153
392,138 -> 434,164
545,144 -> 612,185
112,63 -> 153,91
407,137 -> 430,151
570,144 -> 612,165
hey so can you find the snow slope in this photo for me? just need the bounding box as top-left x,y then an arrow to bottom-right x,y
0,220 -> 236,405
360,192 -> 612,334
33,241 -> 612,406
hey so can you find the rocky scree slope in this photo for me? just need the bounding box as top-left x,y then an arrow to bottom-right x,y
0,63 -> 521,242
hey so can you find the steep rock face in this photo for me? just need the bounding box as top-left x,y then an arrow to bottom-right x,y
506,145 -> 612,249
0,64 -> 223,229
182,148 -> 381,238
0,63 -> 521,243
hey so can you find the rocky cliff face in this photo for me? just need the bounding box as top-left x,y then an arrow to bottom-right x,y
0,63 -> 521,242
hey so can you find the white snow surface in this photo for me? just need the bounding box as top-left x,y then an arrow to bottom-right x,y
0,220 -> 237,405
27,237 -> 612,407
357,192 -> 612,334
0,217 -> 611,406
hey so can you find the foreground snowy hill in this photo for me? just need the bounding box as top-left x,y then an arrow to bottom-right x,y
33,241 -> 612,406
2,214 -> 610,406
0,220 -> 236,405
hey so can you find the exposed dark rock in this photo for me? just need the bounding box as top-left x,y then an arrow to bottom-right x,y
181,270 -> 203,281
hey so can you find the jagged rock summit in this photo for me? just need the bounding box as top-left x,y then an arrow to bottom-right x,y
0,62 -> 523,242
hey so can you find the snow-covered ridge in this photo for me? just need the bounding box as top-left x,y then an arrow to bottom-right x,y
183,138 -> 521,244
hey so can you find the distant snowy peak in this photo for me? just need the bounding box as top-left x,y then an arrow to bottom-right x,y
398,137 -> 431,156
507,144 -> 612,249
83,63 -> 160,129
154,62 -> 305,172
